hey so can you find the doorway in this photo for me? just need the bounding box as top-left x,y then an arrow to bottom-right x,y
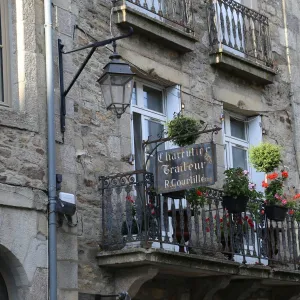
0,272 -> 9,300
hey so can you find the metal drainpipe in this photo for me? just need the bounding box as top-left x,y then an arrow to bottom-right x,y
44,0 -> 57,299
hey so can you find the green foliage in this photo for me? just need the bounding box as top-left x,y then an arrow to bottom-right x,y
248,200 -> 264,220
186,187 -> 207,209
265,178 -> 284,205
249,143 -> 281,173
167,113 -> 202,147
294,211 -> 300,222
223,168 -> 263,200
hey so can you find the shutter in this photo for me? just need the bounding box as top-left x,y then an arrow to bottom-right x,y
248,116 -> 264,192
165,85 -> 181,149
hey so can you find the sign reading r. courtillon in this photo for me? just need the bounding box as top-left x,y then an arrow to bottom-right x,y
155,142 -> 216,194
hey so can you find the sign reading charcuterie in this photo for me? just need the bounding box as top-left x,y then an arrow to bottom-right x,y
155,142 -> 216,194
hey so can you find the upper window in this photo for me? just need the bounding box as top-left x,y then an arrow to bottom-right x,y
223,111 -> 265,191
130,80 -> 181,171
0,0 -> 10,106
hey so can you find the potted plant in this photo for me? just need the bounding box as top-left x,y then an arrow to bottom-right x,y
167,112 -> 204,147
262,170 -> 297,221
249,142 -> 281,173
222,168 -> 262,213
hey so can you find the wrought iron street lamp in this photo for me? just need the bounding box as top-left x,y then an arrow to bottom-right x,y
97,41 -> 134,118
58,27 -> 134,133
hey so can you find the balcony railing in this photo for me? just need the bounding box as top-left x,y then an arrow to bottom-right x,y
100,170 -> 300,270
124,0 -> 194,33
207,0 -> 273,67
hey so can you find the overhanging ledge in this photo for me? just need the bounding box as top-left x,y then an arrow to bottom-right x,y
97,248 -> 300,283
210,50 -> 277,85
113,4 -> 198,53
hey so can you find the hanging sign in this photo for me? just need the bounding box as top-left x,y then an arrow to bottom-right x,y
155,142 -> 216,194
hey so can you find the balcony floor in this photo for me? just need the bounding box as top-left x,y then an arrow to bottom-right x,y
97,247 -> 300,285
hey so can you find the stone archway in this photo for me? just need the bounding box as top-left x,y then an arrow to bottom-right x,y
0,244 -> 30,300
0,271 -> 9,300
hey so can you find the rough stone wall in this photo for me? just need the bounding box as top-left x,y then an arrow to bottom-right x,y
0,0 -> 51,299
0,0 -> 78,299
0,0 -> 296,299
47,0 -> 300,296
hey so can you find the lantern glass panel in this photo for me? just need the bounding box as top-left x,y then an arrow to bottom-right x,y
110,75 -> 134,106
99,74 -> 113,107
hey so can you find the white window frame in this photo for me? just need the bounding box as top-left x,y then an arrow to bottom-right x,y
130,79 -> 182,251
224,112 -> 249,171
0,0 -> 11,106
130,79 -> 167,163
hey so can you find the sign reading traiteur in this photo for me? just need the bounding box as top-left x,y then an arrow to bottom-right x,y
156,142 -> 216,194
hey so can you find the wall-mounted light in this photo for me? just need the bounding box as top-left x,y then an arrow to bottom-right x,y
98,42 -> 135,118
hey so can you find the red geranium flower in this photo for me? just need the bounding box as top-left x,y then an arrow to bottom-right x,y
196,190 -> 202,196
267,172 -> 278,180
262,181 -> 269,188
282,171 -> 289,178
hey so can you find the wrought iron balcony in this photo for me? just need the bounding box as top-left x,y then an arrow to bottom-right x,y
100,170 -> 300,270
124,0 -> 194,33
207,0 -> 274,73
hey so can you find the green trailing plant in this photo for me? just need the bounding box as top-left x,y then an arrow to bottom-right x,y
185,187 -> 207,209
223,168 -> 263,200
249,143 -> 281,173
167,113 -> 203,147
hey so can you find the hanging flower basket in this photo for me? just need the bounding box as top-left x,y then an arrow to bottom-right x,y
222,195 -> 249,213
265,205 -> 288,222
222,168 -> 261,214
167,113 -> 204,147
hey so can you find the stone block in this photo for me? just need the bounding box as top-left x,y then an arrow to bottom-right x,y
57,231 -> 78,261
23,238 -> 47,282
59,290 -> 79,300
57,261 -> 78,289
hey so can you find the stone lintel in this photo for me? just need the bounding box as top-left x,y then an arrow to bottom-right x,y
209,50 -> 277,85
113,4 -> 198,53
97,248 -> 300,284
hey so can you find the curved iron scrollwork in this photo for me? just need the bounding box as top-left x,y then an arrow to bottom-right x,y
100,170 -> 154,190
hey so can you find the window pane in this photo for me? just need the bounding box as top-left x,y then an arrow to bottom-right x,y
146,120 -> 164,174
232,146 -> 247,170
147,120 -> 165,151
230,118 -> 245,140
143,86 -> 163,113
133,113 -> 143,170
131,83 -> 137,105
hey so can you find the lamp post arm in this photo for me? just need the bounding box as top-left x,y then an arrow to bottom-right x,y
60,26 -> 134,99
58,27 -> 134,133
62,46 -> 97,98
63,26 -> 134,55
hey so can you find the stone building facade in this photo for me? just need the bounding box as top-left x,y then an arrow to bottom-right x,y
1,0 -> 300,299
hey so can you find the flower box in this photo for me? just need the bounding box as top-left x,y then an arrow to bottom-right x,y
222,195 -> 249,213
265,205 -> 288,222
